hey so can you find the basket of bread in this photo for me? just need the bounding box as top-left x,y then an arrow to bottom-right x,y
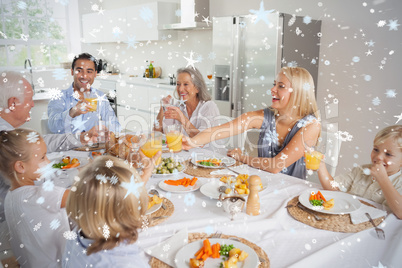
105,132 -> 141,161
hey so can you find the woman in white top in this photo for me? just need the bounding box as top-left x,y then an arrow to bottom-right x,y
155,67 -> 220,137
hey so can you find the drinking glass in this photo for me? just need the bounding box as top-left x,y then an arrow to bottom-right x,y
84,91 -> 98,112
166,124 -> 183,153
130,133 -> 147,169
302,132 -> 324,171
206,68 -> 213,80
161,96 -> 177,112
140,132 -> 162,166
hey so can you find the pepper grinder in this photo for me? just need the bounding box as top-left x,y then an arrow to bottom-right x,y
246,175 -> 261,216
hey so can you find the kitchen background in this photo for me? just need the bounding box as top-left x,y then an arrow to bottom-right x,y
0,0 -> 401,177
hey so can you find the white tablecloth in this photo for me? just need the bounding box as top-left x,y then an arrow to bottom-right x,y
138,148 -> 402,268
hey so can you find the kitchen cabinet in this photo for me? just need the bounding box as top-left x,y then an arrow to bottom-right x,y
117,105 -> 150,132
82,2 -> 178,43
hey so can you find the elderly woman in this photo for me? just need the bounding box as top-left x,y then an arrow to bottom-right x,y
155,67 -> 220,137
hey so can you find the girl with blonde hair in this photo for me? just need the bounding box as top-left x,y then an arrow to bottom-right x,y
0,128 -> 70,267
183,67 -> 321,180
62,155 -> 152,267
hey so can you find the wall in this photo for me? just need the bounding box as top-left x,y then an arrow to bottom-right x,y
77,0 -> 401,174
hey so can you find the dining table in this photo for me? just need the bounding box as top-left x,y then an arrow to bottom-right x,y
1,147 -> 400,268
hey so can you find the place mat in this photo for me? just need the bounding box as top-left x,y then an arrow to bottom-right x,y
287,196 -> 385,233
183,160 -> 243,178
145,198 -> 174,228
150,232 -> 270,268
73,143 -> 105,151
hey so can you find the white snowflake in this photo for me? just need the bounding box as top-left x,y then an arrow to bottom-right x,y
287,61 -> 298,67
72,91 -> 80,100
36,197 -> 45,204
303,83 -> 311,91
42,180 -> 55,192
27,131 -> 39,143
91,4 -> 99,11
33,222 -> 42,231
335,131 -> 353,142
108,90 -> 116,99
105,160 -> 114,168
372,261 -> 387,268
50,219 -> 61,230
279,153 -> 288,160
140,6 -> 153,22
249,1 -> 275,25
163,243 -> 171,252
208,52 -> 216,60
330,180 -> 340,189
377,20 -> 386,27
395,113 -> 402,124
17,1 -> 27,9
102,223 -> 110,239
183,51 -> 199,70
96,174 -> 108,183
216,201 -> 222,207
63,230 -> 77,240
372,97 -> 381,106
387,20 -> 400,31
385,89 -> 397,98
232,205 -> 242,213
121,175 -> 144,199
48,88 -> 63,101
141,215 -> 149,231
303,16 -> 312,24
288,15 -> 296,26
109,175 -> 119,185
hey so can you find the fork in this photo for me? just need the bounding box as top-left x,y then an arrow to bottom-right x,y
210,231 -> 222,238
221,162 -> 240,175
365,213 -> 385,240
296,203 -> 327,221
228,237 -> 267,264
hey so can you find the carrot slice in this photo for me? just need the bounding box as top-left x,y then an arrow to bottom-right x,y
184,178 -> 191,187
194,246 -> 204,257
203,239 -> 212,256
190,177 -> 198,186
196,249 -> 204,260
317,191 -> 327,202
62,162 -> 80,169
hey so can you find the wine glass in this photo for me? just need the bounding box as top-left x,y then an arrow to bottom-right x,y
206,68 -> 213,80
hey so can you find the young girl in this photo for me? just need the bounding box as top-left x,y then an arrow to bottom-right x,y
0,128 -> 70,267
317,125 -> 402,219
62,155 -> 151,267
182,67 -> 321,180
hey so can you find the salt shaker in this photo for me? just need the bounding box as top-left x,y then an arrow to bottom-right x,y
246,175 -> 261,216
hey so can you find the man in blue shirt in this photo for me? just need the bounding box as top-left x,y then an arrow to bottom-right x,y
48,53 -> 120,134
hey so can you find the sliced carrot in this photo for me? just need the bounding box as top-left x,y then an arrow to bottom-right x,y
203,239 -> 212,256
309,192 -> 315,201
317,191 -> 327,202
184,178 -> 191,187
62,162 -> 80,169
190,177 -> 198,186
211,244 -> 220,258
201,253 -> 209,261
196,249 -> 204,260
194,246 -> 204,257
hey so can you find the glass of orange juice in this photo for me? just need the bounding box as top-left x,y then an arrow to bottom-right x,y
140,132 -> 162,165
304,148 -> 324,170
84,91 -> 98,112
166,124 -> 183,153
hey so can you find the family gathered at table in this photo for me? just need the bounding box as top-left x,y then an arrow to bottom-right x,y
0,52 -> 400,268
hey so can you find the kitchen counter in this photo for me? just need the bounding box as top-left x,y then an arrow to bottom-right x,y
96,74 -> 176,90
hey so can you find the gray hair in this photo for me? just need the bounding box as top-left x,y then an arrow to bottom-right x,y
175,67 -> 211,102
0,71 -> 27,109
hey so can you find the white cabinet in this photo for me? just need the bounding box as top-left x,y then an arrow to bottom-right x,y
117,105 -> 150,132
82,2 -> 178,43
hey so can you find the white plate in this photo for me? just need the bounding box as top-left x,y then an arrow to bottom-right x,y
49,156 -> 89,171
175,238 -> 259,268
145,202 -> 162,215
191,156 -> 236,169
298,189 -> 362,214
200,178 -> 268,199
158,179 -> 202,193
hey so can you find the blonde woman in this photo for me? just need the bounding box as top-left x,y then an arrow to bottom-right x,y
62,155 -> 151,267
183,67 -> 321,180
317,125 -> 402,218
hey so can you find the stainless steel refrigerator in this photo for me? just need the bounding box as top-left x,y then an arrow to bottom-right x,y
212,13 -> 322,117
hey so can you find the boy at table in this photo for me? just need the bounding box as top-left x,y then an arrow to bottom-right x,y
317,125 -> 402,219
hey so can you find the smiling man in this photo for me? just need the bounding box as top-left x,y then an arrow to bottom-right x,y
47,53 -> 120,134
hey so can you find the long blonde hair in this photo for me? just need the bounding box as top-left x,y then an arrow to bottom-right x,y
66,155 -> 148,255
0,128 -> 39,181
274,67 -> 320,121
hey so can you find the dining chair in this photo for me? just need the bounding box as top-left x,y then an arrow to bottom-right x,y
41,118 -> 52,135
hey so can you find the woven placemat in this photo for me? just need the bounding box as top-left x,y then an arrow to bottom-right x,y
73,143 -> 106,151
183,160 -> 243,178
145,198 -> 174,227
287,196 -> 385,233
150,232 -> 269,268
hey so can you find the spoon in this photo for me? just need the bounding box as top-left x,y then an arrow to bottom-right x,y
218,186 -> 227,193
149,189 -> 166,210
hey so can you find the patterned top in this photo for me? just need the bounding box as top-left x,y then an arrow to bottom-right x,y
258,108 -> 316,180
334,165 -> 402,207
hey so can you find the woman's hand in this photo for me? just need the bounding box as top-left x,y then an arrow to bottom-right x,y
164,106 -> 186,124
227,148 -> 243,161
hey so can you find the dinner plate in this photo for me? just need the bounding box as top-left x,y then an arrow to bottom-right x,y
158,179 -> 202,193
191,156 -> 236,169
145,202 -> 162,215
49,156 -> 90,171
298,189 -> 362,214
200,178 -> 268,199
175,238 -> 259,268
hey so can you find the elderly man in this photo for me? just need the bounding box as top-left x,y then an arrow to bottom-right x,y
47,53 -> 120,134
0,71 -> 100,222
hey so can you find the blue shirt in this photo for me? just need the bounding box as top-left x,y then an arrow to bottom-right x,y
47,84 -> 120,134
62,229 -> 150,268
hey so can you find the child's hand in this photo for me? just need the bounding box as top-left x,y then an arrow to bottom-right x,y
370,163 -> 388,182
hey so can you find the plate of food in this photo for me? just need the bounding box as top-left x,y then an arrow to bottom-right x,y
49,156 -> 89,170
298,189 -> 362,215
175,238 -> 259,268
146,194 -> 163,215
89,150 -> 105,159
152,157 -> 186,177
191,157 -> 236,169
200,175 -> 268,199
158,177 -> 202,193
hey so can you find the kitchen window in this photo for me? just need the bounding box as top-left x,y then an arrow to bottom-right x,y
0,0 -> 75,68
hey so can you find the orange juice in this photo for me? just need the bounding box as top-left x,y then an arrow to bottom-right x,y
166,131 -> 183,152
304,151 -> 323,170
141,139 -> 162,165
85,98 -> 98,112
